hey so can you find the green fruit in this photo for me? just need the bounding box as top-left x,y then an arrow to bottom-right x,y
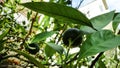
62,28 -> 83,47
26,43 -> 39,54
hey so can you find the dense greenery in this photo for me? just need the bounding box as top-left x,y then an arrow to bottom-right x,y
0,0 -> 120,68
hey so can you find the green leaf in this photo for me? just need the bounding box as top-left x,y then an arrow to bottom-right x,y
0,28 -> 10,41
90,11 -> 115,30
41,16 -> 51,28
21,2 -> 93,28
45,45 -> 56,57
7,47 -> 44,68
32,31 -> 56,43
112,13 -> 120,32
98,60 -> 106,68
80,26 -> 96,33
46,43 -> 64,55
79,30 -> 120,60
0,29 -> 9,52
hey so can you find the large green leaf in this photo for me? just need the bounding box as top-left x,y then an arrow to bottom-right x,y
46,43 -> 64,55
32,31 -> 56,43
112,13 -> 120,32
7,47 -> 44,68
79,30 -> 120,60
21,2 -> 93,28
90,11 -> 115,30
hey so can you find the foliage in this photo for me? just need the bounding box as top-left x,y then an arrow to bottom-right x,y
0,0 -> 120,68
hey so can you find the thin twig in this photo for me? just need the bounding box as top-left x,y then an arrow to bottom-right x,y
20,12 -> 38,49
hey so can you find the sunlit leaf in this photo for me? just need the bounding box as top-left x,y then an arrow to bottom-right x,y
41,16 -> 50,28
32,31 -> 56,43
46,43 -> 64,55
21,2 -> 93,28
79,30 -> 120,60
90,11 -> 115,30
112,13 -> 120,32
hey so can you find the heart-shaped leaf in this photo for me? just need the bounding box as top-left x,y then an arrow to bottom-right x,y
21,2 -> 93,28
79,30 -> 120,60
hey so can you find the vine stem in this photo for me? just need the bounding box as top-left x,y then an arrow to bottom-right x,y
20,12 -> 38,49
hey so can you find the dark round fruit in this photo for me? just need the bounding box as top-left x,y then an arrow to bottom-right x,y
62,28 -> 83,47
26,43 -> 39,54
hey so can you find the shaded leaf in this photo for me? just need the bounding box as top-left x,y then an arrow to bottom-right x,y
46,43 -> 64,55
45,45 -> 56,57
90,11 -> 115,30
112,13 -> 120,32
7,47 -> 44,68
79,30 -> 120,60
32,31 -> 56,43
21,2 -> 93,28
